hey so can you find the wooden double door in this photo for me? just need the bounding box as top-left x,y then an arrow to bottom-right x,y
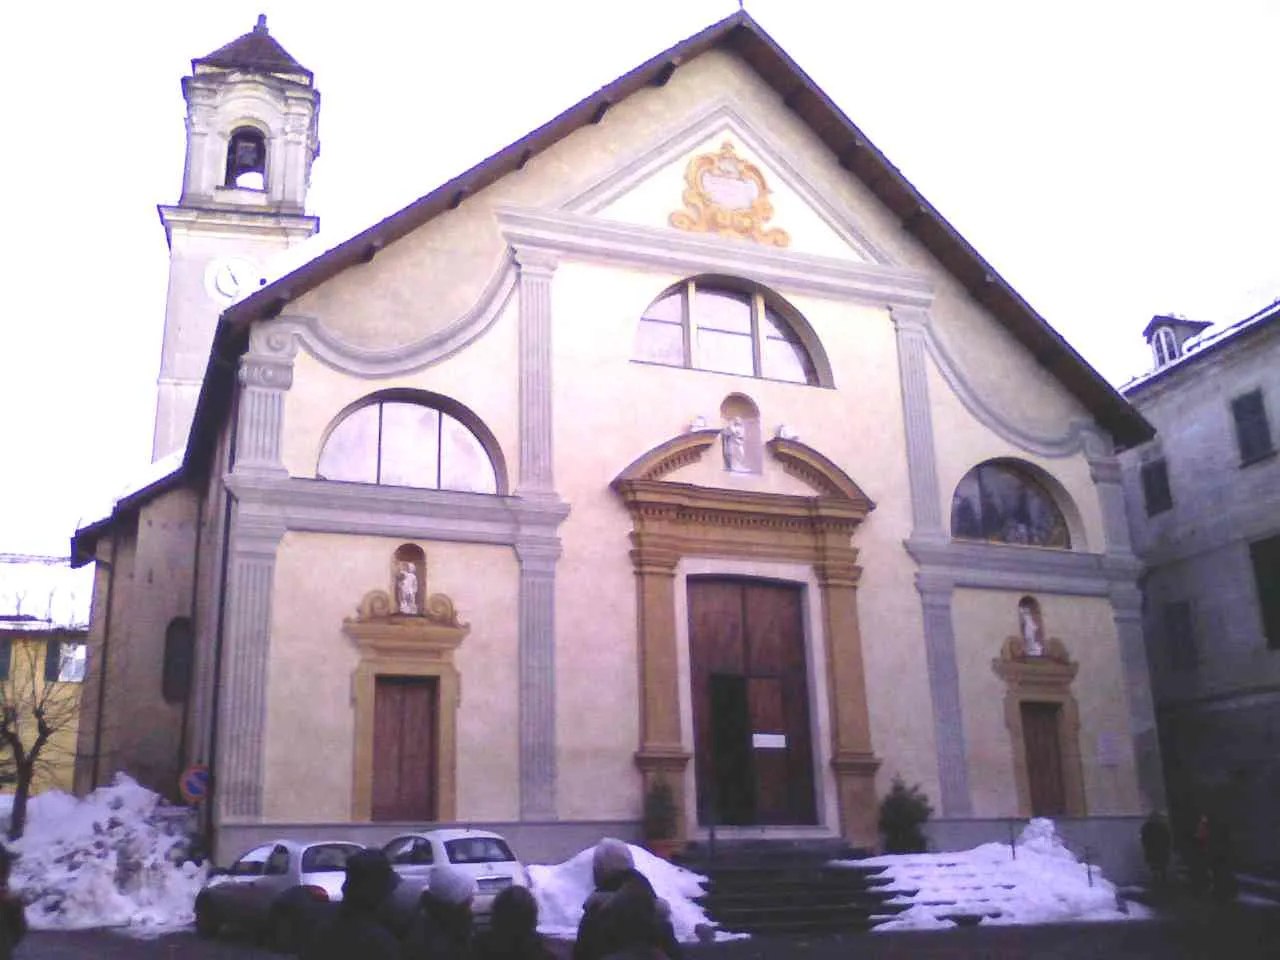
687,577 -> 817,826
371,676 -> 439,821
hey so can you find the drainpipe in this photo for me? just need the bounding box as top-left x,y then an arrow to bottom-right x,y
90,527 -> 121,790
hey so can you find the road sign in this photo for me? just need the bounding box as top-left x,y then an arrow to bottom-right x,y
179,764 -> 210,805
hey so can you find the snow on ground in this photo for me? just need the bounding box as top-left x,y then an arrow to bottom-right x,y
529,840 -> 718,942
7,774 -> 205,933
846,818 -> 1145,931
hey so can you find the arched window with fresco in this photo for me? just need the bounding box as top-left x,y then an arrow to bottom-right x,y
950,460 -> 1071,549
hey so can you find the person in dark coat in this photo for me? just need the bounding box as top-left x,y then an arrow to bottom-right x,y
300,848 -> 403,960
404,863 -> 478,960
573,839 -> 681,960
1139,811 -> 1172,888
0,846 -> 26,960
473,885 -> 555,960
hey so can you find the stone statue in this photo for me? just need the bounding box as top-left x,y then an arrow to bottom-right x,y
396,563 -> 419,615
722,416 -> 748,472
1019,600 -> 1044,657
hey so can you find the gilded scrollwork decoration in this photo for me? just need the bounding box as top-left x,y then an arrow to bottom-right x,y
668,141 -> 790,247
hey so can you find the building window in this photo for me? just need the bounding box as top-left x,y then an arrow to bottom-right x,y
950,460 -> 1071,549
1152,326 -> 1179,367
633,278 -> 822,385
1231,390 -> 1274,465
225,127 -> 266,190
44,639 -> 87,683
0,638 -> 10,681
1140,459 -> 1173,516
1163,601 -> 1197,670
1250,535 -> 1280,650
162,617 -> 194,704
318,395 -> 501,494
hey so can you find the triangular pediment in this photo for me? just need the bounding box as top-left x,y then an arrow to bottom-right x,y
563,102 -> 891,266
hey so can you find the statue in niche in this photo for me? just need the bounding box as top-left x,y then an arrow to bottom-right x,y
396,561 -> 420,615
1018,597 -> 1045,657
722,416 -> 748,472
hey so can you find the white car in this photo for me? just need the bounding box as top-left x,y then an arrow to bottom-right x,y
383,828 -> 530,916
194,839 -> 364,951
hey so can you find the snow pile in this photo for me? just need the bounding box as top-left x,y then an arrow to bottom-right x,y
8,775 -> 206,931
852,818 -> 1139,931
529,841 -> 714,942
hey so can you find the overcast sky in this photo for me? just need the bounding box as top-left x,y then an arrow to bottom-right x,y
2,0 -> 1276,557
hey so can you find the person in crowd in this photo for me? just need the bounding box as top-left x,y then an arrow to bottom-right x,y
301,848 -> 403,960
573,839 -> 681,960
473,885 -> 555,960
405,863 -> 478,960
1139,810 -> 1172,888
0,846 -> 26,960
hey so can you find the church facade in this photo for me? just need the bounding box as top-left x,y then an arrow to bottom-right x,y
73,14 -> 1162,871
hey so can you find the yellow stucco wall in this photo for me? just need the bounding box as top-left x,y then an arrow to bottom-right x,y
264,533 -> 520,822
1,635 -> 81,797
953,588 -> 1140,817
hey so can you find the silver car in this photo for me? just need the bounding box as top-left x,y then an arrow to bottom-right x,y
194,839 -> 364,952
383,828 -> 530,916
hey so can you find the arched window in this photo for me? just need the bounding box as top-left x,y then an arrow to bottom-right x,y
317,395 -> 501,494
1152,326 -> 1179,367
162,617 -> 194,704
951,460 -> 1071,549
633,277 -> 823,385
225,127 -> 266,190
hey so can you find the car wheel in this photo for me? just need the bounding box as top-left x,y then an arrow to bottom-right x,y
194,896 -> 220,940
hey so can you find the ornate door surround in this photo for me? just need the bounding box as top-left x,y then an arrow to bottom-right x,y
612,430 -> 881,847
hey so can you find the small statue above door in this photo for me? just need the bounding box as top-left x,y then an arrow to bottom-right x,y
393,544 -> 427,616
719,394 -> 763,474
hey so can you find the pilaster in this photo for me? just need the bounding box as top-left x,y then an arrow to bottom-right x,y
1110,582 -> 1167,809
890,306 -> 946,540
514,533 -> 563,820
513,247 -> 558,496
234,325 -> 297,476
915,571 -> 973,816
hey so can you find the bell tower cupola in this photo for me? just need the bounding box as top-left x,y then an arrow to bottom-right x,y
152,16 -> 321,462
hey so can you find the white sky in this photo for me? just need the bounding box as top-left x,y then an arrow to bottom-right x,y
1,0 -> 1276,556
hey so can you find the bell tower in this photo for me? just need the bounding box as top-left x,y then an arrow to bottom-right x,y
152,15 -> 320,461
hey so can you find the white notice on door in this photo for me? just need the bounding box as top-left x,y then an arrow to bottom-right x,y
752,733 -> 787,749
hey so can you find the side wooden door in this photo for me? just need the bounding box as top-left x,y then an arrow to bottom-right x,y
1020,701 -> 1067,816
372,676 -> 438,821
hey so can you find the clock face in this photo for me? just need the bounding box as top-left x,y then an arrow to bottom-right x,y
205,257 -> 258,302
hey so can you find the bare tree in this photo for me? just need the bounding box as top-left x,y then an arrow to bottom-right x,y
0,634 -> 83,840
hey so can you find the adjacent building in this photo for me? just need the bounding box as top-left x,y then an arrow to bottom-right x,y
1120,303 -> 1280,868
73,13 -> 1163,874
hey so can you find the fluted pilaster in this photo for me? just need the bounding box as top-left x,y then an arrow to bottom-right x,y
516,535 -> 561,819
514,247 -> 558,495
916,572 -> 972,815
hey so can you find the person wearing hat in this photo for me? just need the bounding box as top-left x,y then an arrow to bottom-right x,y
573,839 -> 680,960
301,848 -> 403,960
404,863 -> 479,959
473,885 -> 555,960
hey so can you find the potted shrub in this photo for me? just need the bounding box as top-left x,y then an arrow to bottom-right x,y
878,776 -> 933,854
643,778 -> 681,859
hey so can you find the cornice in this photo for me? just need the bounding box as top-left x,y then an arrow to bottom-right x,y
272,259 -> 517,377
157,204 -> 318,239
906,536 -> 1134,596
496,207 -> 934,309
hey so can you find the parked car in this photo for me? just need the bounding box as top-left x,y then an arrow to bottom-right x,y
194,839 -> 364,952
383,829 -> 530,917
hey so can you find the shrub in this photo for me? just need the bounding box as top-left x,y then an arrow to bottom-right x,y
643,778 -> 678,841
878,776 -> 933,853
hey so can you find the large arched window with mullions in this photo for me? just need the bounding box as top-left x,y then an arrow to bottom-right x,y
951,459 -> 1072,549
317,392 -> 504,494
633,277 -> 830,386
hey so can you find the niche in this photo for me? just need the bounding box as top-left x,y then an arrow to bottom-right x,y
719,394 -> 762,474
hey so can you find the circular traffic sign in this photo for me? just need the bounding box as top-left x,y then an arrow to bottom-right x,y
179,764 -> 210,805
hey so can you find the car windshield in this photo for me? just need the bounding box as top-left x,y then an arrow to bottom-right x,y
301,844 -> 363,873
444,837 -> 515,865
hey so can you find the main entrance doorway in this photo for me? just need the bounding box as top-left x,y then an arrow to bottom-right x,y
371,676 -> 439,821
687,578 -> 816,826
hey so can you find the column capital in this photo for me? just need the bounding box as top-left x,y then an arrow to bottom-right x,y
512,245 -> 560,277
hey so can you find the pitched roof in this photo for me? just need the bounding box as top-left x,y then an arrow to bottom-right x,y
194,15 -> 312,81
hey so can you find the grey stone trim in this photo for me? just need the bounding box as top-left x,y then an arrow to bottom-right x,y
272,262 -> 518,378
891,307 -> 946,540
1088,454 -> 1135,556
908,309 -> 1104,459
906,538 -> 1138,597
217,509 -> 286,820
233,324 -> 299,476
561,97 -> 893,266
513,248 -> 559,495
1108,583 -> 1166,809
915,575 -> 972,816
496,208 -> 935,309
515,535 -> 562,819
225,474 -> 569,546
